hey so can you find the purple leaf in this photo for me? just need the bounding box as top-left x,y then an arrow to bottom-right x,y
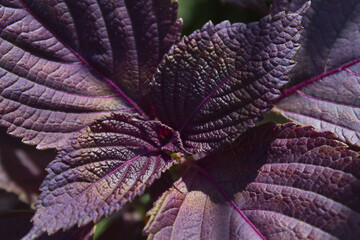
144,123 -> 360,239
273,0 -> 360,147
151,6 -> 307,153
24,113 -> 184,239
0,0 -> 182,149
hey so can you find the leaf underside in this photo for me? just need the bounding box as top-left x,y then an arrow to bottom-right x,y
0,0 -> 182,149
24,113 -> 184,239
144,123 -> 360,240
273,0 -> 360,147
151,7 -> 306,153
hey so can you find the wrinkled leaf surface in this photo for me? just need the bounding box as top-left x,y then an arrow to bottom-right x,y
152,7 -> 306,153
273,0 -> 360,147
145,123 -> 360,240
0,0 -> 182,149
24,113 -> 184,239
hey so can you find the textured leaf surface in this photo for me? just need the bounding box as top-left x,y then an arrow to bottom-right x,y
273,0 -> 360,147
151,7 -> 306,153
24,113 -> 184,239
144,123 -> 360,240
0,129 -> 53,204
0,0 -> 182,149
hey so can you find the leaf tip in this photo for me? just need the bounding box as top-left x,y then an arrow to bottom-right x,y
297,1 -> 311,16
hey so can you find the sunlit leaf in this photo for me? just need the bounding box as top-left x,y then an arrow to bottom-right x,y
151,5 -> 307,153
0,0 -> 182,149
24,113 -> 184,239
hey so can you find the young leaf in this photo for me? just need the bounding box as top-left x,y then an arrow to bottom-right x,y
0,0 -> 182,149
273,0 -> 360,147
144,123 -> 360,239
24,113 -> 184,239
151,5 -> 307,153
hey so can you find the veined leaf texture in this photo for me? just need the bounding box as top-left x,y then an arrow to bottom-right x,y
0,0 -> 182,149
273,0 -> 360,147
0,0 -> 358,239
145,123 -> 360,240
152,7 -> 305,153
